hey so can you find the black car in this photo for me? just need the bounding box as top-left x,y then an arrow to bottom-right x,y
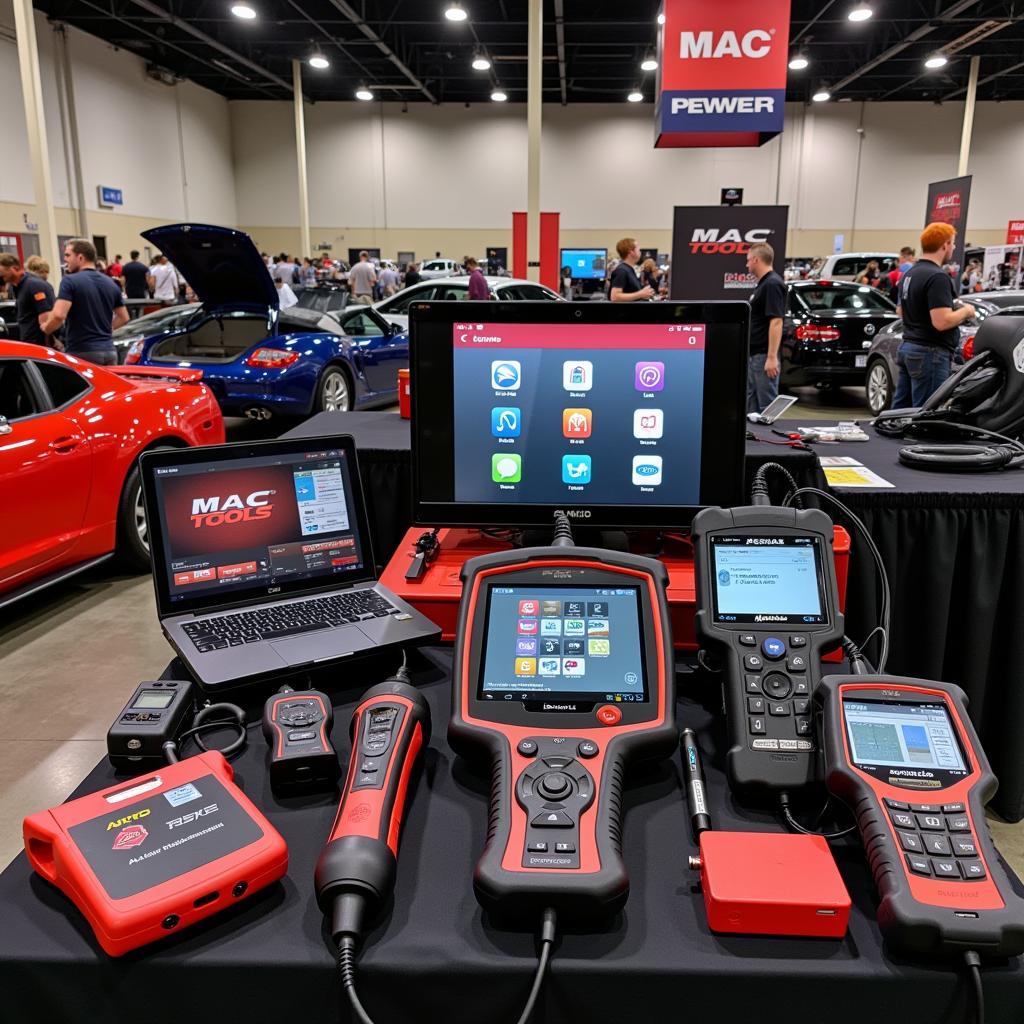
296,281 -> 348,314
781,280 -> 899,390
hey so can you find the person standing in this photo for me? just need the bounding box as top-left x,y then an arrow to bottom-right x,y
0,253 -> 56,346
745,241 -> 787,414
25,256 -> 50,281
403,262 -> 422,288
107,254 -> 124,282
560,266 -> 574,300
274,253 -> 297,285
892,223 -> 976,409
348,250 -> 377,305
378,263 -> 400,297
466,258 -> 490,300
148,254 -> 179,304
609,238 -> 654,302
41,238 -> 127,365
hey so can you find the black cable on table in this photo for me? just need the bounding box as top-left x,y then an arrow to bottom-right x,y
964,950 -> 985,1023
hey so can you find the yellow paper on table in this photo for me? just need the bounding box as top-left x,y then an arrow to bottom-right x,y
823,465 -> 894,488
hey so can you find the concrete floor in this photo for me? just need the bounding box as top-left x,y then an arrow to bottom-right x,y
1,404 -> 1021,881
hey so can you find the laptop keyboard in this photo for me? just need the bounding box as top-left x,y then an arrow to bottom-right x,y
182,590 -> 403,652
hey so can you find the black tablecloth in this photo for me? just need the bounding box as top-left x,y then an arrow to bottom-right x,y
291,413 -> 1024,821
2,649 -> 1020,1024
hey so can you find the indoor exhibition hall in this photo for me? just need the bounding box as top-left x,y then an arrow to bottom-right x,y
2,2 -> 1024,1022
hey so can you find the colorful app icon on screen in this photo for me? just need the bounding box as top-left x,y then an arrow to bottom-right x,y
588,638 -> 611,657
564,619 -> 585,636
516,637 -> 538,656
562,360 -> 593,392
492,453 -> 522,483
564,640 -> 584,655
491,407 -> 522,437
632,455 -> 663,486
561,455 -> 592,485
515,657 -> 537,676
561,658 -> 586,677
538,658 -> 561,676
634,361 -> 665,392
540,618 -> 562,636
519,599 -> 539,616
491,360 -> 522,390
633,408 -> 664,439
587,602 -> 608,616
564,601 -> 584,616
541,600 -> 562,616
517,618 -> 538,635
562,408 -> 592,438
541,638 -> 561,655
587,619 -> 609,636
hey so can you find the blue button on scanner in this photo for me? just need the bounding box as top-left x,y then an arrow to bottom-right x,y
762,637 -> 787,660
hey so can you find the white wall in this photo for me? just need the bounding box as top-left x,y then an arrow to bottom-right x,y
1,8 -> 236,242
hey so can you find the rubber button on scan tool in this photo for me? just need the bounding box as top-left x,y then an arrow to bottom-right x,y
596,705 -> 622,726
532,811 -> 574,828
762,637 -> 786,660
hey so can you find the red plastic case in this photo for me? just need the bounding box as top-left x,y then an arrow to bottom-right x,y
23,751 -> 288,956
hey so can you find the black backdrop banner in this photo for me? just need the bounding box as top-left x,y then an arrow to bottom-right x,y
924,175 -> 972,275
670,204 -> 788,300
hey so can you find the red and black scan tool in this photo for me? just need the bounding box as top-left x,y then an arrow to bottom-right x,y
816,675 -> 1024,957
262,685 -> 340,791
23,750 -> 288,956
449,545 -> 677,922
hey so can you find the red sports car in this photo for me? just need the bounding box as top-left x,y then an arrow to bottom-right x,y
0,340 -> 225,606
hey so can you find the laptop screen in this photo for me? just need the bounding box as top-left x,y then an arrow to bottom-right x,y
142,438 -> 373,616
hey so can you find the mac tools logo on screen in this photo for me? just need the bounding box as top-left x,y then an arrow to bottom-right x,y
161,465 -> 302,559
657,0 -> 790,147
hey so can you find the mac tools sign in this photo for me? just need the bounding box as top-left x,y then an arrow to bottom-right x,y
670,205 -> 789,300
925,175 -> 972,276
656,0 -> 791,148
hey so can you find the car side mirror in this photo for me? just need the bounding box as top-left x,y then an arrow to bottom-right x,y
0,415 -> 11,435
0,316 -> 7,336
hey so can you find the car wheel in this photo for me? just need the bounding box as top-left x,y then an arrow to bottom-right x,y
116,446 -> 175,572
866,359 -> 894,414
317,365 -> 352,412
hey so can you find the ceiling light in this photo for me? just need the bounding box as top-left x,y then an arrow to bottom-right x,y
640,56 -> 658,72
812,89 -> 831,102
490,89 -> 507,102
788,53 -> 809,70
472,55 -> 491,71
925,53 -> 949,69
230,3 -> 256,19
627,90 -> 643,103
308,54 -> 330,70
847,3 -> 873,22
355,87 -> 374,101
657,13 -> 666,26
444,3 -> 468,21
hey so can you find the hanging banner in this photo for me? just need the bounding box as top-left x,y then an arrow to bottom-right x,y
1007,220 -> 1024,245
669,204 -> 788,299
655,0 -> 791,149
924,175 -> 972,278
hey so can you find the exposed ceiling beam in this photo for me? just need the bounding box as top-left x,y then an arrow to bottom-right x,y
553,0 -> 568,106
827,0 -> 984,95
322,0 -> 438,104
944,56 -> 1024,98
125,0 -> 294,94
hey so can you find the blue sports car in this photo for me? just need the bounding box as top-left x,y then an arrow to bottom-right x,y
124,223 -> 408,419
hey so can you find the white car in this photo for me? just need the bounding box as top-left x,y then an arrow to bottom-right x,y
418,258 -> 465,280
374,276 -> 564,329
818,252 -> 899,282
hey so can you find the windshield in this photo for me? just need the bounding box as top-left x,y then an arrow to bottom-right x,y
796,285 -> 894,312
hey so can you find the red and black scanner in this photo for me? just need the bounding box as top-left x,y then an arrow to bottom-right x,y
449,545 -> 677,922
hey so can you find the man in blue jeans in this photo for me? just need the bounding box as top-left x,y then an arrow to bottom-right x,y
893,223 -> 975,409
745,241 -> 786,413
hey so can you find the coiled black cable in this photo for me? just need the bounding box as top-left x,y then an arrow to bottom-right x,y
896,421 -> 1024,472
750,461 -> 804,507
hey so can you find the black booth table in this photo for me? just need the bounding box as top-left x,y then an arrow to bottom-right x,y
2,648 -> 1022,1024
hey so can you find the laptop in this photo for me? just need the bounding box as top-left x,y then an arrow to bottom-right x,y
140,435 -> 440,690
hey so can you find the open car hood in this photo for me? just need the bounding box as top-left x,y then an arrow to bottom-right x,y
141,223 -> 278,310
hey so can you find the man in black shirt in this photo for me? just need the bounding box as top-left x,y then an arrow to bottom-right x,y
122,250 -> 150,315
609,237 -> 654,302
42,238 -> 127,365
0,253 -> 55,346
745,241 -> 787,413
893,223 -> 975,409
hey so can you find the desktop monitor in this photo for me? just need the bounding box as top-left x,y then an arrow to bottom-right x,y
560,249 -> 607,281
409,301 -> 749,530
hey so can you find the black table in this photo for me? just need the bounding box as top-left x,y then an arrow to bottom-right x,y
2,649 -> 1020,1024
292,412 -> 1024,821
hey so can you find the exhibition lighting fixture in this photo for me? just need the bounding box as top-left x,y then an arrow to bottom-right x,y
472,55 -> 491,71
308,54 -> 330,70
812,88 -> 831,102
444,3 -> 468,22
356,87 -> 374,100
627,90 -> 644,103
657,13 -> 666,26
230,3 -> 256,19
925,53 -> 949,69
847,3 -> 873,22
788,53 -> 809,70
640,56 -> 658,72
491,89 -> 508,102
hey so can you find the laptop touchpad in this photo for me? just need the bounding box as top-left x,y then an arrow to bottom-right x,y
270,625 -> 369,665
